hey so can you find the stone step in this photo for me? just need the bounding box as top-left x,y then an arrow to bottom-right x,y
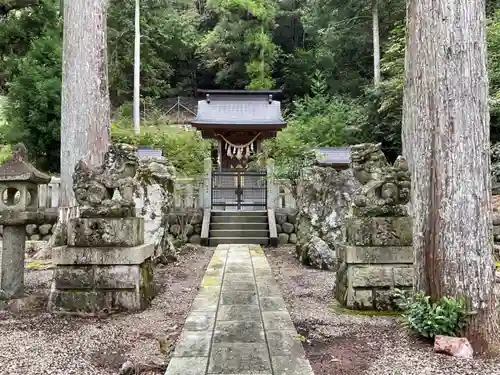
209,237 -> 269,246
211,210 -> 267,217
210,229 -> 269,238
210,222 -> 268,231
211,215 -> 268,223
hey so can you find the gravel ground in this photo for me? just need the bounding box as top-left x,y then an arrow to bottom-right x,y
0,245 -> 213,375
265,246 -> 500,375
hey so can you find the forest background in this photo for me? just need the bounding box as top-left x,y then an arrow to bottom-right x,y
3,0 -> 500,178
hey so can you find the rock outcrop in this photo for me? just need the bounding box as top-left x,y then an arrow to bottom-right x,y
295,165 -> 359,270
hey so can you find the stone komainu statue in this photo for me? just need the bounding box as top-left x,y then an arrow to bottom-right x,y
73,143 -> 140,217
350,143 -> 410,217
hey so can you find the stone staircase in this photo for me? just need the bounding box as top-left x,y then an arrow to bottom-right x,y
209,211 -> 269,246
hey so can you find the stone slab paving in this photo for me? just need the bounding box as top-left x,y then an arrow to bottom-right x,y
165,244 -> 314,375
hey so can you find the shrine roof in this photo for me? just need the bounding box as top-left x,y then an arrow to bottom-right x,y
313,147 -> 351,166
191,90 -> 286,127
0,144 -> 51,184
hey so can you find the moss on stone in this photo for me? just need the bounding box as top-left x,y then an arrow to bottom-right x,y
25,260 -> 52,270
140,259 -> 155,304
331,304 -> 402,317
202,276 -> 219,287
496,261 -> 500,270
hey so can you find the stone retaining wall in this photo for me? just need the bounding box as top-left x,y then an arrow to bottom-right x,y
275,208 -> 297,245
166,209 -> 203,245
0,211 -> 58,241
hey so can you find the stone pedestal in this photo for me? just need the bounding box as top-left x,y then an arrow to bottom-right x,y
335,216 -> 413,310
0,225 -> 26,299
49,217 -> 155,314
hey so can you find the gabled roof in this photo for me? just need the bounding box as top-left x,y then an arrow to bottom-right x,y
191,90 -> 286,127
313,147 -> 350,166
0,144 -> 51,184
137,148 -> 163,159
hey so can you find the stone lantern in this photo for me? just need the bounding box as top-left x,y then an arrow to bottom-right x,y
0,144 -> 50,299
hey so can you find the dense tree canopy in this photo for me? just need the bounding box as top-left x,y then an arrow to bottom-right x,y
2,0 -> 500,173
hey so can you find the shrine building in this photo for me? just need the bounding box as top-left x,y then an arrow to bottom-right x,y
191,89 -> 286,211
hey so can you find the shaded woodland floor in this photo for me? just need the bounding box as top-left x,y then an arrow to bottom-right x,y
265,246 -> 500,375
0,246 -> 214,375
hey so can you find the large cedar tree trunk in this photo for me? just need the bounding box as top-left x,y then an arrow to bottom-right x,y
403,0 -> 497,351
51,0 -> 110,247
372,0 -> 380,87
60,0 -> 110,207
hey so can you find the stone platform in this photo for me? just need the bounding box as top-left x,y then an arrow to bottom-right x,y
165,244 -> 314,375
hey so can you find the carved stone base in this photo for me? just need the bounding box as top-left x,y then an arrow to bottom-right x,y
335,216 -> 413,310
48,243 -> 155,314
67,217 -> 144,247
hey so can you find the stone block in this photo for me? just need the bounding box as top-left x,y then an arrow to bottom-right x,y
165,357 -> 208,375
38,224 -> 52,236
346,289 -> 373,309
223,272 -> 254,283
345,217 -> 412,246
259,296 -> 287,312
349,265 -> 412,289
52,243 -> 154,265
262,311 -> 296,331
49,259 -> 154,314
257,283 -> 282,298
191,295 -> 219,312
173,331 -> 212,357
278,233 -> 289,245
351,265 -> 393,287
213,320 -> 265,343
53,266 -> 93,289
393,266 -> 413,286
209,343 -> 271,374
220,290 -> 257,305
272,356 -> 314,375
0,225 -> 25,299
373,289 -> 403,310
282,222 -> 294,234
217,305 -> 261,321
94,265 -> 140,289
225,264 -> 253,273
48,288 -> 152,314
188,235 -> 201,244
266,330 -> 306,358
342,245 -> 414,264
222,280 -> 256,292
276,213 -> 287,225
184,311 -> 216,331
67,217 -> 144,247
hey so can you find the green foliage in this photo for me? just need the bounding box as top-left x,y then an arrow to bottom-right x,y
111,106 -> 212,178
258,71 -> 368,189
0,0 -> 60,93
491,142 -> 500,183
393,289 -> 467,339
200,0 -> 279,88
488,11 -> 500,142
5,26 -> 62,172
107,0 -> 201,103
365,22 -> 405,160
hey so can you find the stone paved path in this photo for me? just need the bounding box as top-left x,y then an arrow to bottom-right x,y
165,244 -> 314,375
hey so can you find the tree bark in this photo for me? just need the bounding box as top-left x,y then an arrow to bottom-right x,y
403,0 -> 497,352
372,0 -> 381,87
60,0 -> 110,207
